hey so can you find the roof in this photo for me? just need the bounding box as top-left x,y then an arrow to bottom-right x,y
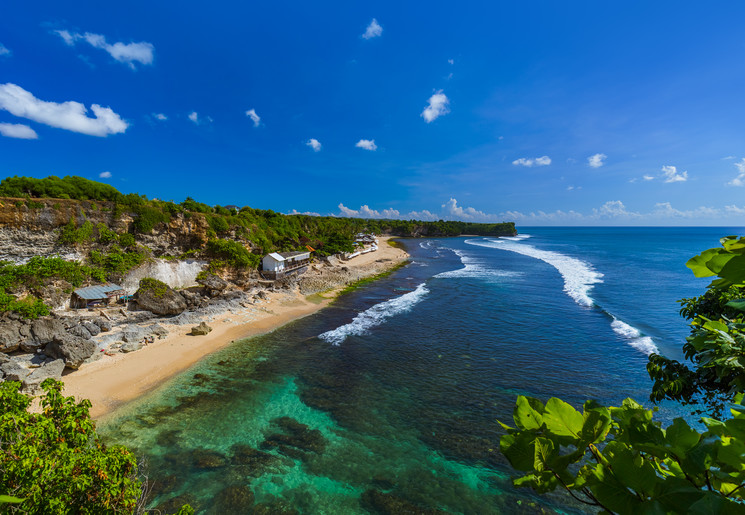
266,252 -> 285,262
278,251 -> 310,259
73,283 -> 125,300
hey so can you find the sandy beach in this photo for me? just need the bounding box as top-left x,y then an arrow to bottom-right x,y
60,238 -> 408,419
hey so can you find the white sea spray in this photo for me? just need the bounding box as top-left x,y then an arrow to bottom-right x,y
319,283 -> 429,346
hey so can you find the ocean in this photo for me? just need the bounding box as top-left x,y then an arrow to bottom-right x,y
99,227 -> 742,514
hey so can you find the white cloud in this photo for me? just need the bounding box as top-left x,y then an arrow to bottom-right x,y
0,83 -> 127,137
0,43 -> 10,56
512,156 -> 551,167
0,123 -> 38,139
99,171 -> 112,178
288,209 -> 321,216
55,30 -> 153,69
661,165 -> 688,183
306,138 -> 322,152
447,59 -> 454,65
421,90 -> 450,123
188,111 -> 199,124
587,153 -> 607,168
334,197 -> 745,225
643,175 -> 655,181
245,108 -> 260,127
362,19 -> 383,39
153,113 -> 167,121
55,30 -> 76,46
338,203 -> 400,219
727,158 -> 745,187
355,139 -> 377,151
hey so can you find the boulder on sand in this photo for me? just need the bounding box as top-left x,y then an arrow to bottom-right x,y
197,274 -> 229,297
22,359 -> 65,392
190,322 -> 213,336
135,278 -> 187,316
44,334 -> 96,370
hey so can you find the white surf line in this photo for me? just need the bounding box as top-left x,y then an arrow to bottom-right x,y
466,238 -> 602,307
466,238 -> 658,355
319,283 -> 429,346
435,248 -> 521,280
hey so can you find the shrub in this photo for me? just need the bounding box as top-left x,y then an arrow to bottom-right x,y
206,239 -> 259,268
137,277 -> 169,298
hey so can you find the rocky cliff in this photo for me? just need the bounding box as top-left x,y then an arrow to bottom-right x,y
0,197 -> 214,261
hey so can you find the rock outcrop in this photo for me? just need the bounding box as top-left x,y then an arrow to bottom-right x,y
135,279 -> 187,316
44,334 -> 96,369
190,322 -> 212,336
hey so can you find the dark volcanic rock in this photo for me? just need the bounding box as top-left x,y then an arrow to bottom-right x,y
30,318 -> 66,345
1,360 -> 29,382
22,359 -> 65,392
136,283 -> 187,316
197,273 -> 229,297
92,317 -> 113,332
206,485 -> 255,514
360,489 -> 446,515
67,323 -> 92,339
0,320 -> 24,353
82,321 -> 100,337
44,334 -> 96,369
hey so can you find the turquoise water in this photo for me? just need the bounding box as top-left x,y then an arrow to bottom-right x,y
99,227 -> 743,513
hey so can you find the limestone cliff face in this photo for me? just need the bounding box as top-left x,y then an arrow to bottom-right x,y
0,197 -> 212,261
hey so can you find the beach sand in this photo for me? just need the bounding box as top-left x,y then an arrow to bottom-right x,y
60,238 -> 408,419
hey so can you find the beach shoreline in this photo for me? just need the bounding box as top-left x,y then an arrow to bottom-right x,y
60,237 -> 409,419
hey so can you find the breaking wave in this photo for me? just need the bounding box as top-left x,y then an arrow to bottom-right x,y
464,238 -> 658,355
435,249 -> 521,280
465,238 -> 602,307
610,317 -> 659,355
319,283 -> 429,346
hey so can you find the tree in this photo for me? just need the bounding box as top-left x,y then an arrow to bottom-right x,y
499,236 -> 745,513
0,379 -> 193,514
648,236 -> 745,417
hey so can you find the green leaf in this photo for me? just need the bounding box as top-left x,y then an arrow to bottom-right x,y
533,437 -> 555,472
725,299 -> 745,313
513,396 -> 544,430
651,478 -> 707,513
688,492 -> 744,515
604,441 -> 658,496
543,398 -> 583,439
0,495 -> 25,504
665,418 -> 700,453
590,465 -> 642,515
719,255 -> 745,285
580,407 -> 611,443
687,249 -> 721,277
500,431 -> 538,471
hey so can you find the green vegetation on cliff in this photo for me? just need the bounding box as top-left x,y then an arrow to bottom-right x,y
0,176 -> 516,255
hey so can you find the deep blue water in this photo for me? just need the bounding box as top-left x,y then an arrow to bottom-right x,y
99,227 -> 743,514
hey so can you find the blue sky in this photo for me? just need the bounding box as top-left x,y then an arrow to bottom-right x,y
1,2 -> 745,225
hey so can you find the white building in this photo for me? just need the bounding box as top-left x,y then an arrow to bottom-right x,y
261,251 -> 312,278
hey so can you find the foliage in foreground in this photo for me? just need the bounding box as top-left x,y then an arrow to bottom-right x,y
500,395 -> 745,513
0,379 -> 193,514
647,236 -> 745,416
500,236 -> 745,513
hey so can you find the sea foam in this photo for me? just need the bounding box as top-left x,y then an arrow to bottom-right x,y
319,283 -> 429,346
610,317 -> 659,355
464,237 -> 658,355
435,249 -> 520,281
465,238 -> 602,307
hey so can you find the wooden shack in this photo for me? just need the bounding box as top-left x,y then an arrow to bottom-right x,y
71,283 -> 127,309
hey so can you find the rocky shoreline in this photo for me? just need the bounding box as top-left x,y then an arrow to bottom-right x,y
0,241 -> 409,398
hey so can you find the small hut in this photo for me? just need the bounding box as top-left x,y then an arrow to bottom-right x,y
71,283 -> 127,309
